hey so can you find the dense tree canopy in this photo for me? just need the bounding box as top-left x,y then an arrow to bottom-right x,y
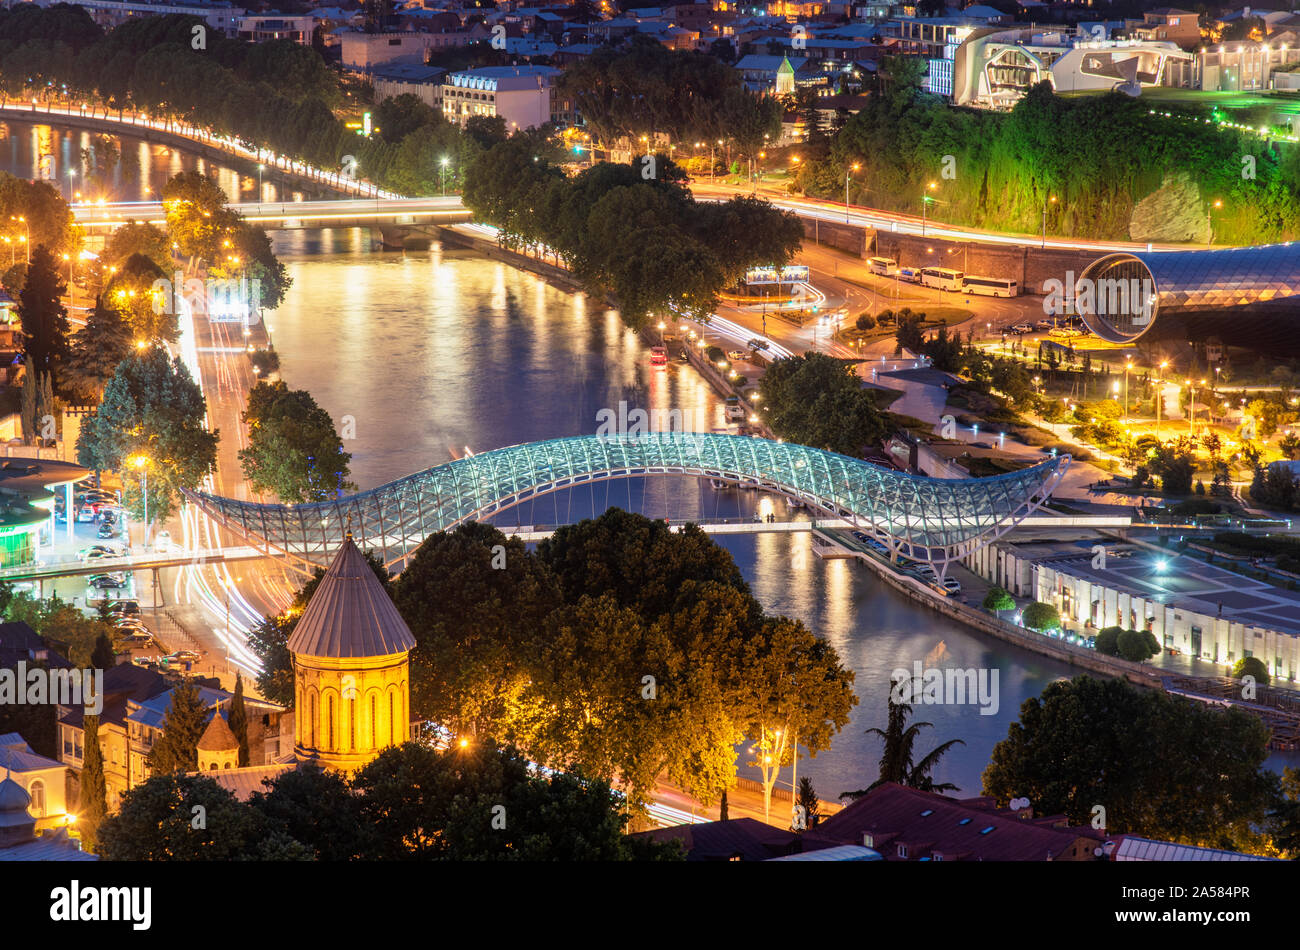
75,345 -> 218,522
238,380 -> 354,503
984,676 -> 1278,848
758,352 -> 890,456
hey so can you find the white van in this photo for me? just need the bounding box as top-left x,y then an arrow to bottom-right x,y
898,266 -> 922,284
868,256 -> 896,276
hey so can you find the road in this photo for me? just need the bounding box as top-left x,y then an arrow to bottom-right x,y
690,180 -> 1212,253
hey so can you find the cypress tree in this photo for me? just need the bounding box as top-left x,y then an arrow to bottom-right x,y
229,672 -> 250,767
80,714 -> 107,852
146,681 -> 207,774
90,634 -> 116,671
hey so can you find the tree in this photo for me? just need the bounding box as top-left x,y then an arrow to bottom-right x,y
841,692 -> 964,799
97,773 -> 286,861
75,346 -> 218,522
855,311 -> 876,332
1021,601 -> 1060,632
758,352 -> 889,455
982,587 -> 1014,613
162,171 -> 237,262
247,614 -> 295,707
1094,625 -> 1122,657
17,244 -> 70,390
104,252 -> 176,342
247,760 -> 370,860
1117,627 -> 1160,663
78,713 -> 107,852
1233,656 -> 1270,686
100,220 -> 171,275
983,675 -> 1276,847
228,673 -> 250,767
146,681 -> 208,775
794,776 -> 821,831
238,380 -> 353,503
90,633 -> 116,670
61,296 -> 133,404
538,509 -> 751,619
738,615 -> 857,822
349,741 -> 674,860
392,522 -> 559,739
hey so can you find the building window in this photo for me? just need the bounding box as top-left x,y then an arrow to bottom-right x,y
327,696 -> 335,750
897,843 -> 908,858
389,693 -> 396,746
29,779 -> 45,817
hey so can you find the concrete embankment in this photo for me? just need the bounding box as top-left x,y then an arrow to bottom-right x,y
815,530 -> 1164,688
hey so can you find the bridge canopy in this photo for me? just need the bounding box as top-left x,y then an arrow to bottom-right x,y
184,433 -> 1069,571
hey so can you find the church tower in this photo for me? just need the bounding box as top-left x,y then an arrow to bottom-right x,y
197,710 -> 239,772
288,537 -> 416,772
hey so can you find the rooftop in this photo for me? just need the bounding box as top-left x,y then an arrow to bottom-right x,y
288,537 -> 415,660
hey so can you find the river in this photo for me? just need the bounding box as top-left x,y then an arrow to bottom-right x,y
8,117 -> 1292,802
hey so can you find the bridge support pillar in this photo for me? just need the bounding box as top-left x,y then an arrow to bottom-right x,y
151,568 -> 164,608
376,226 -> 409,250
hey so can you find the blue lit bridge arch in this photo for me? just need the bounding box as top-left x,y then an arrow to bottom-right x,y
183,433 -> 1069,574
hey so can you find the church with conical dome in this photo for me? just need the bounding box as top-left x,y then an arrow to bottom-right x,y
287,536 -> 417,772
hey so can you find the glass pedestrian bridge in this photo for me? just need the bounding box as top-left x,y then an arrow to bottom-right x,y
183,433 -> 1069,574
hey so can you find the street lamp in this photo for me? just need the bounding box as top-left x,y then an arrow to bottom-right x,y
1041,195 -> 1056,249
440,156 -> 450,196
845,162 -> 860,223
1155,360 -> 1169,436
130,455 -> 149,549
257,162 -> 264,198
1123,357 -> 1132,423
921,182 -> 937,236
1207,198 -> 1223,244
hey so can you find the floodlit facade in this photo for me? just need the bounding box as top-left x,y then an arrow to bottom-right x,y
185,433 -> 1069,574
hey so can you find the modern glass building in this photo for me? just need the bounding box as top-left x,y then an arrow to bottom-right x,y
184,432 -> 1069,574
1075,243 -> 1300,349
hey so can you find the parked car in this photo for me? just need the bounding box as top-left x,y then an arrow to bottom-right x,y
89,574 -> 127,590
97,521 -> 119,539
107,600 -> 140,617
152,530 -> 172,552
942,577 -> 962,595
166,650 -> 200,663
727,350 -> 746,362
1008,323 -> 1034,335
75,505 -> 97,523
1034,320 -> 1054,331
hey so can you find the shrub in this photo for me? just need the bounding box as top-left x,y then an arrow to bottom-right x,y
1021,601 -> 1060,632
982,587 -> 1014,612
1094,625 -> 1123,656
1117,628 -> 1159,663
1232,656 -> 1270,686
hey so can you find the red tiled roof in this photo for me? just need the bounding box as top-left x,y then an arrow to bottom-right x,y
814,784 -> 1103,861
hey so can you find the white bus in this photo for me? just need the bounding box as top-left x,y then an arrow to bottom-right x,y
868,256 -> 896,276
920,266 -> 964,291
962,275 -> 1019,298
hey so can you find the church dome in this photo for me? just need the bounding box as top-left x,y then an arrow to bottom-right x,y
287,537 -> 416,659
198,710 -> 239,753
